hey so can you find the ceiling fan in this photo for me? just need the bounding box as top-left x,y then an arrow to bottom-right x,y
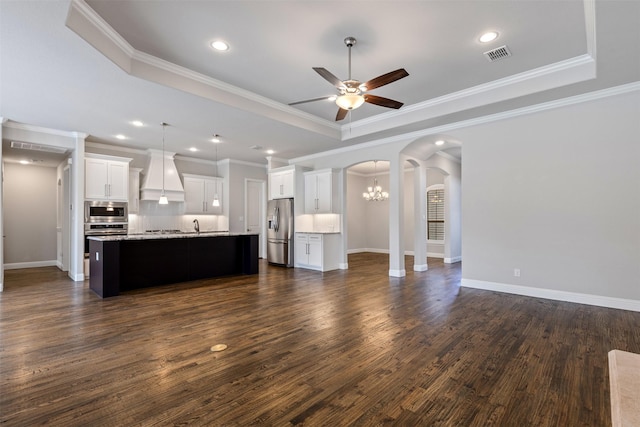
289,37 -> 409,121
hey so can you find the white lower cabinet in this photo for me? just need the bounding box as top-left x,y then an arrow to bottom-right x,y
295,233 -> 341,272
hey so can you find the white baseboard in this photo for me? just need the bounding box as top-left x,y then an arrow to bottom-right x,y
427,252 -> 444,258
339,263 -> 348,269
4,260 -> 58,270
414,264 -> 429,272
461,278 -> 640,312
389,269 -> 406,277
445,256 -> 462,263
69,272 -> 85,282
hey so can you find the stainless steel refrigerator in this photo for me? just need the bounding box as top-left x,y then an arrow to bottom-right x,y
267,198 -> 294,267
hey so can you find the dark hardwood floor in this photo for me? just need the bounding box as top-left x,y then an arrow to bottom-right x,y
1,254 -> 639,426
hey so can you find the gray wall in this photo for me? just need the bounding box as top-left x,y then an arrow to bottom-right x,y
346,170 -> 390,252
348,165 -> 454,258
458,90 -> 640,300
3,163 -> 57,265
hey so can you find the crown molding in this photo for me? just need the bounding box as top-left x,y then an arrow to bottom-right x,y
292,82 -> 640,165
85,140 -> 146,155
66,0 -> 340,140
342,54 -> 596,141
4,120 -> 87,139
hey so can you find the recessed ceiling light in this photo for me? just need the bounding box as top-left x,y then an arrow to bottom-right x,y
479,31 -> 499,43
211,134 -> 221,143
211,40 -> 229,51
435,140 -> 445,146
266,149 -> 275,155
115,134 -> 126,140
189,147 -> 198,152
131,120 -> 144,127
19,160 -> 31,165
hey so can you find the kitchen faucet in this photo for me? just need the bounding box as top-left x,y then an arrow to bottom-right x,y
193,219 -> 200,233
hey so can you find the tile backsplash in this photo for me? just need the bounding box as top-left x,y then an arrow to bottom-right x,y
128,201 -> 228,233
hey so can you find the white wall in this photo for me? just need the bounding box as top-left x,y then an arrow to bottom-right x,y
3,163 -> 57,267
456,89 -> 640,305
226,161 -> 267,234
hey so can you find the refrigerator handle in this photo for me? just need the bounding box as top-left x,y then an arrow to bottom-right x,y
274,206 -> 279,232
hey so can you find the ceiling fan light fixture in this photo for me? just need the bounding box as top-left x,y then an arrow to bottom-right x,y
336,93 -> 365,110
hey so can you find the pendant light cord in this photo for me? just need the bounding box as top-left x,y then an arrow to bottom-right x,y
161,123 -> 166,194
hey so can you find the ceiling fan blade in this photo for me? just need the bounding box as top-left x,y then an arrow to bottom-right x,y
362,68 -> 409,91
313,67 -> 344,88
288,96 -> 333,106
335,108 -> 349,121
364,94 -> 404,109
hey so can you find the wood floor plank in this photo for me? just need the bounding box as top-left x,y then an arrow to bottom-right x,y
1,254 -> 639,426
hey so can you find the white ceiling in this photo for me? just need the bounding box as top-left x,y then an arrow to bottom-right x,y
1,0 -> 639,171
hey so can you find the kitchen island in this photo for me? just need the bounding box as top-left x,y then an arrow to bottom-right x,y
88,232 -> 258,298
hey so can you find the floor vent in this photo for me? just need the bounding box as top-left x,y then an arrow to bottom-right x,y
484,45 -> 512,62
10,141 -> 68,154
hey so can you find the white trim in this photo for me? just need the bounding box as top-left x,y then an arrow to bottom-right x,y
4,260 -> 58,270
427,252 -> 444,259
69,272 -> 85,281
389,269 -> 406,277
584,0 -> 597,59
66,0 -> 602,146
461,278 -> 640,312
290,82 -> 640,165
3,120 -> 88,139
444,256 -> 462,264
414,264 -> 428,272
339,263 -> 348,270
347,248 -> 388,254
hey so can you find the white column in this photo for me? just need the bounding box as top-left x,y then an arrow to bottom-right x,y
413,162 -> 428,271
70,133 -> 86,281
339,169 -> 348,269
0,118 -> 5,291
388,154 -> 405,277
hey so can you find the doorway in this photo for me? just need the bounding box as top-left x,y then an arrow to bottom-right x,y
245,179 -> 266,258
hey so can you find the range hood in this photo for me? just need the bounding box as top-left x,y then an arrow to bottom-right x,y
140,149 -> 185,202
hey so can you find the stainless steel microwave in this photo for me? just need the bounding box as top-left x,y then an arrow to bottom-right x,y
84,201 -> 128,223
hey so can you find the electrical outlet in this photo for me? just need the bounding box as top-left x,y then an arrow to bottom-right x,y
514,268 -> 520,277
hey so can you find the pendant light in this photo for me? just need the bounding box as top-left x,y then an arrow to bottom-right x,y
212,134 -> 220,207
362,160 -> 389,201
158,122 -> 169,205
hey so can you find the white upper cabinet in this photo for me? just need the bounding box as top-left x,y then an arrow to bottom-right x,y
128,168 -> 142,214
183,174 -> 223,214
269,169 -> 294,200
85,154 -> 131,201
304,169 -> 339,214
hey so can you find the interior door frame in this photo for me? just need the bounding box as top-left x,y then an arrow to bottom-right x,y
244,178 -> 267,259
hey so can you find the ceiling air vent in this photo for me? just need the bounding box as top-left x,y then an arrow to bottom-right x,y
10,141 -> 68,154
483,45 -> 512,62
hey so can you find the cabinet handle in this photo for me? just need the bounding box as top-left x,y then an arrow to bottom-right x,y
280,184 -> 283,195
108,184 -> 111,197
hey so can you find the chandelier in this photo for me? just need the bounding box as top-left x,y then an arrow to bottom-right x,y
362,161 -> 389,201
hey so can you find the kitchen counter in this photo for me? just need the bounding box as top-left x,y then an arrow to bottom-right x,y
89,233 -> 258,298
87,231 -> 247,241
